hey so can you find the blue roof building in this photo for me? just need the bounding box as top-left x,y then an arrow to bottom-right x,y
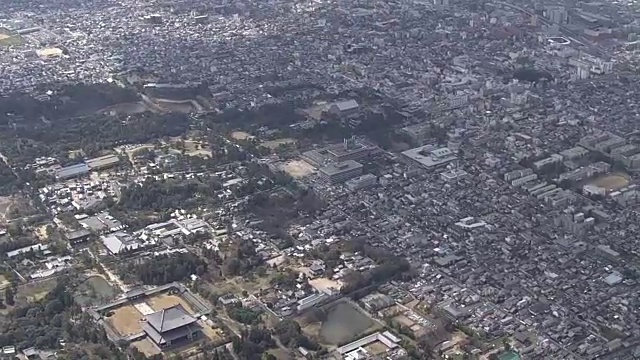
56,163 -> 90,180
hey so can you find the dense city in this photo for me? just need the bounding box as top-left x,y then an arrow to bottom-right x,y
0,0 -> 640,359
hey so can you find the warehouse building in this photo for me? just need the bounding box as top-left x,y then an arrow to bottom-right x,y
56,163 -> 90,180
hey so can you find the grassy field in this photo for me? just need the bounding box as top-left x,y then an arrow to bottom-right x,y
74,275 -> 117,306
16,278 -> 58,304
261,138 -> 296,150
0,28 -> 24,46
319,301 -> 377,345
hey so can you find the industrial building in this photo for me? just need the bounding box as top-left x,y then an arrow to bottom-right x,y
54,154 -> 120,180
56,163 -> 90,180
401,145 -> 457,169
142,304 -> 202,348
318,160 -> 364,184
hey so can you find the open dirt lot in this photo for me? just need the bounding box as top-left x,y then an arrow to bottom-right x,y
0,34 -> 9,40
365,341 -> 391,355
147,293 -> 195,314
107,304 -> 144,336
393,314 -> 415,328
589,173 -> 630,191
230,131 -> 255,140
308,278 -> 342,293
0,275 -> 9,289
279,159 -> 316,179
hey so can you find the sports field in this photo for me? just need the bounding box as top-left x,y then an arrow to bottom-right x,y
280,159 -> 316,178
589,173 -> 630,191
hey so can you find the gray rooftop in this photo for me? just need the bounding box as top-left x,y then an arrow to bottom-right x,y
145,304 -> 198,333
402,145 -> 457,169
318,160 -> 363,176
85,154 -> 120,170
56,163 -> 90,179
333,99 -> 359,112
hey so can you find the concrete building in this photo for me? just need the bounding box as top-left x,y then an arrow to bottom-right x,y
318,160 -> 364,184
402,145 -> 457,170
441,169 -> 468,182
142,304 -> 201,348
345,173 -> 377,191
504,168 -> 534,182
544,6 -> 568,24
533,154 -> 563,171
560,146 -> 590,161
512,173 -> 538,187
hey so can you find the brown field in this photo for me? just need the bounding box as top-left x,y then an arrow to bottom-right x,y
261,138 -> 296,150
393,314 -> 415,328
279,159 -> 316,179
147,293 -> 195,314
590,174 -> 630,191
308,277 -> 342,293
365,341 -> 391,355
200,321 -> 227,343
17,278 -> 58,303
230,131 -> 254,140
107,304 -> 144,336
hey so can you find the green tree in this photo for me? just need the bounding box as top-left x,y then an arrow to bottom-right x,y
5,287 -> 14,306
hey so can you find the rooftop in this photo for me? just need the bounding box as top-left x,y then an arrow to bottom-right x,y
402,145 -> 457,169
319,160 -> 363,176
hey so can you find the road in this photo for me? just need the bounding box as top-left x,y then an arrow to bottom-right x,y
86,249 -> 128,292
